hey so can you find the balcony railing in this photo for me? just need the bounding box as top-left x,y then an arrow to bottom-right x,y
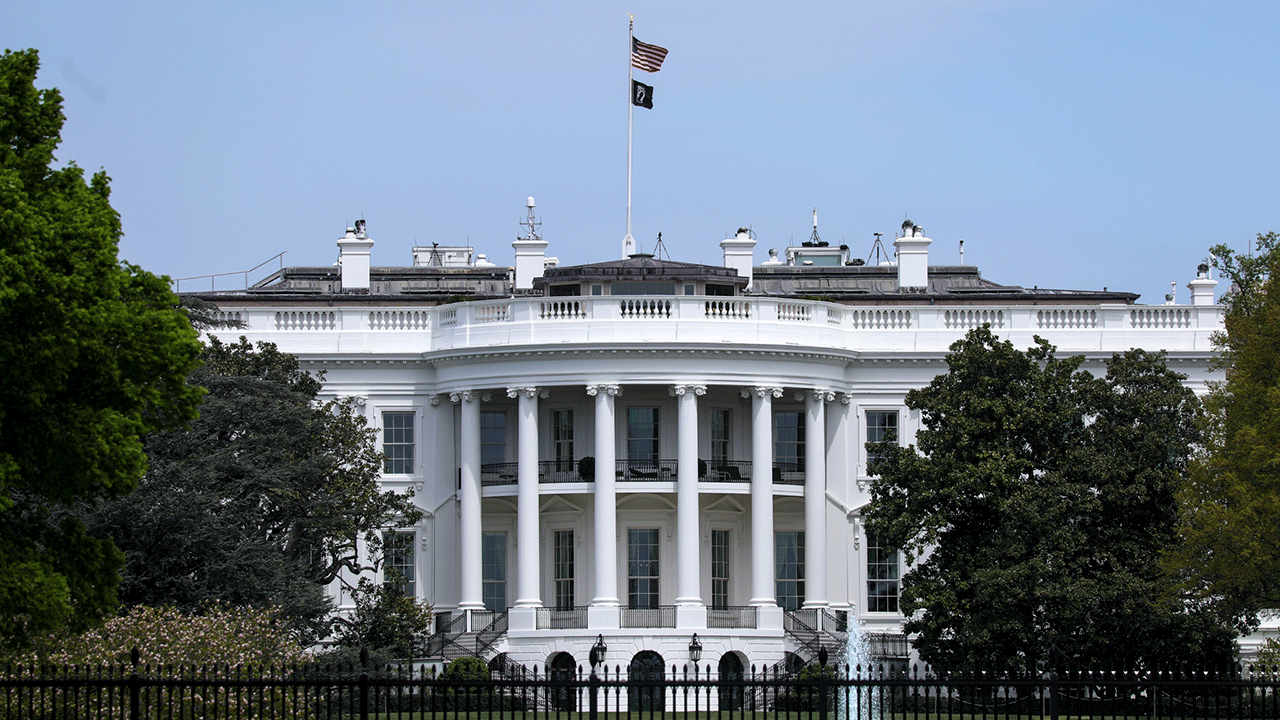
621,606 -> 676,628
707,605 -> 758,629
536,606 -> 588,629
480,459 -> 790,486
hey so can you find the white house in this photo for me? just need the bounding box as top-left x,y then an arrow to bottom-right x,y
191,207 -> 1226,680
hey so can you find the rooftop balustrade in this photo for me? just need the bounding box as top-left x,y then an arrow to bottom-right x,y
209,296 -> 1222,356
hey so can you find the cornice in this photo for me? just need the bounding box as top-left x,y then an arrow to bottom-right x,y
422,342 -> 860,367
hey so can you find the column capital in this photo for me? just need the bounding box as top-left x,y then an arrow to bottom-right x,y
840,392 -> 855,405
743,386 -> 784,399
669,384 -> 707,397
586,383 -> 622,397
428,394 -> 441,406
450,390 -> 475,403
796,388 -> 836,403
507,386 -> 549,399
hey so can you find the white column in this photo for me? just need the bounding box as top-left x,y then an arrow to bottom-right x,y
453,390 -> 484,612
510,387 -> 544,608
672,384 -> 707,628
747,386 -> 782,606
802,389 -> 833,609
587,384 -> 621,621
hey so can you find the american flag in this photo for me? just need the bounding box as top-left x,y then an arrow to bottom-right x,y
631,37 -> 668,73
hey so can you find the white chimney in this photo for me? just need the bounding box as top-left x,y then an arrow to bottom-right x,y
1188,263 -> 1218,306
337,224 -> 374,291
720,227 -> 756,288
894,221 -> 931,290
512,197 -> 548,290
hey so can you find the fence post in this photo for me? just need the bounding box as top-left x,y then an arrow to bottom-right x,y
128,646 -> 141,720
1048,671 -> 1059,720
818,648 -> 829,720
589,670 -> 600,720
359,646 -> 370,720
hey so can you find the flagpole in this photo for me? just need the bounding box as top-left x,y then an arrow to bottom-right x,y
624,15 -> 635,258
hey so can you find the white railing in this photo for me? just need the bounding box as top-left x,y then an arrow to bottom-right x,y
274,310 -> 335,331
214,298 -> 1220,355
1131,307 -> 1192,329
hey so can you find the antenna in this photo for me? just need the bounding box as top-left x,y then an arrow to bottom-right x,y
809,208 -> 821,246
520,197 -> 542,242
959,239 -> 965,266
429,241 -> 442,267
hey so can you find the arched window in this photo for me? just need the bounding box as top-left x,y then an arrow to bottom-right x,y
628,650 -> 665,712
549,652 -> 577,711
718,653 -> 744,711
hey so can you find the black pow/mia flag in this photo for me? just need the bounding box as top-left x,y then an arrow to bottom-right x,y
631,79 -> 654,109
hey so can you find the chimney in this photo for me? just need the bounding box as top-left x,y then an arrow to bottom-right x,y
894,220 -> 931,290
337,222 -> 374,291
720,227 -> 756,288
512,197 -> 548,290
1187,263 -> 1218,306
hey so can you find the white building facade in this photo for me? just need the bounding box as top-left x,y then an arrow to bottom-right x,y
193,217 -> 1225,677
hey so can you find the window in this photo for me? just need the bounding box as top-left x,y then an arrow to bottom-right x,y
711,529 -> 730,609
382,531 -> 416,597
628,528 -> 660,608
552,409 -> 574,472
627,408 -> 660,463
482,532 -> 507,612
866,410 -> 898,469
710,409 -> 731,466
554,530 -> 574,610
481,412 -> 507,468
382,412 -> 415,474
775,531 -> 805,611
867,534 -> 899,613
774,411 -> 804,473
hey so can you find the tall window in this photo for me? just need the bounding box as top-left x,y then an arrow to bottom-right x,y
382,411 -> 415,474
554,530 -> 574,610
866,410 -> 899,469
775,531 -> 805,611
867,534 -> 900,613
481,412 -> 507,468
382,531 -> 416,597
628,528 -> 660,608
775,411 -> 805,472
552,409 -> 574,472
710,409 -> 731,466
482,532 -> 507,612
711,529 -> 731,609
627,408 -> 660,463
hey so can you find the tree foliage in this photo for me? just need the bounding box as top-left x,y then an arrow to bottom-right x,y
866,327 -> 1234,671
1166,232 -> 1280,629
85,337 -> 421,643
0,49 -> 204,648
331,574 -> 432,659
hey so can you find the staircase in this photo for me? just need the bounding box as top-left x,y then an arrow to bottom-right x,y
784,609 -> 847,665
418,610 -> 508,663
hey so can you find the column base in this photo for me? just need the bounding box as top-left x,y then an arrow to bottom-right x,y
756,605 -> 785,632
508,606 -> 538,632
587,604 -> 621,629
675,603 -> 707,630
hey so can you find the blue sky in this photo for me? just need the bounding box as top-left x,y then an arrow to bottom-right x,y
8,1 -> 1278,302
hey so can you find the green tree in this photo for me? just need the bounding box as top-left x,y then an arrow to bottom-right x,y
1166,232 -> 1280,631
866,327 -> 1234,671
85,337 -> 421,643
331,574 -> 432,659
0,49 -> 203,648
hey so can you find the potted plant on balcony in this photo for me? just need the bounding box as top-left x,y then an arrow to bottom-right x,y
577,456 -> 595,481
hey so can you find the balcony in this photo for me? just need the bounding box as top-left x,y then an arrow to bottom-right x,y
621,606 -> 676,628
707,606 -> 759,629
479,459 -> 798,486
536,606 -> 588,629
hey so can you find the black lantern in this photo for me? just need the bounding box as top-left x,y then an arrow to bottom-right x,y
589,634 -> 608,668
688,633 -> 703,664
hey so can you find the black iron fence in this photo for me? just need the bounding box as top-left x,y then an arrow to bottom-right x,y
3,657 -> 1280,719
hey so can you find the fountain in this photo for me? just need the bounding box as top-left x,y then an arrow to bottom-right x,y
836,606 -> 880,720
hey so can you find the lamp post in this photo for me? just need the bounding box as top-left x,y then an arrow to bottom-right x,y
589,634 -> 607,720
688,633 -> 703,665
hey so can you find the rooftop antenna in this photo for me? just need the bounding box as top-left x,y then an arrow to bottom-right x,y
653,231 -> 670,260
428,242 -> 442,267
809,208 -> 821,245
959,239 -> 965,266
520,196 -> 542,241
868,232 -> 890,265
